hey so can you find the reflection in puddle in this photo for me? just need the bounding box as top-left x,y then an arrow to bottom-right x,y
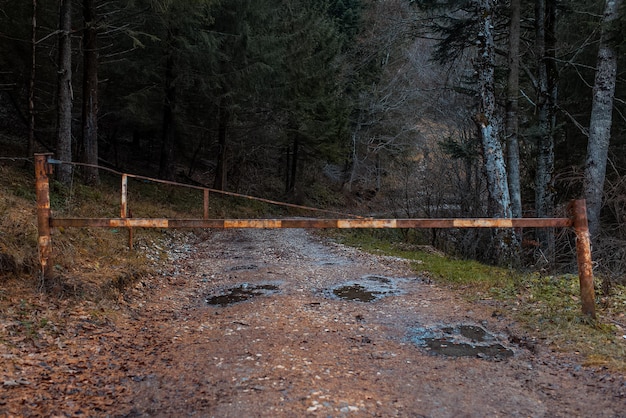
364,275 -> 391,284
205,283 -> 280,306
328,275 -> 406,302
409,324 -> 514,360
333,284 -> 379,302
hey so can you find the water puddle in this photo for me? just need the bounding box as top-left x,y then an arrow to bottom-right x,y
205,283 -> 280,306
409,324 -> 514,360
333,284 -> 379,302
328,275 -> 404,302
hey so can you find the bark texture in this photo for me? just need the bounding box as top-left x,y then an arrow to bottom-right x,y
159,26 -> 177,181
213,98 -> 229,191
28,0 -> 37,157
81,0 -> 100,185
534,0 -> 558,256
476,0 -> 511,219
584,0 -> 621,238
56,0 -> 73,186
476,0 -> 513,264
506,0 -> 521,219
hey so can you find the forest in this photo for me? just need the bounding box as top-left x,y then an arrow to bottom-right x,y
0,0 -> 625,280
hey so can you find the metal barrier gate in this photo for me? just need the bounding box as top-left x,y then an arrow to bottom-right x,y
34,153 -> 596,318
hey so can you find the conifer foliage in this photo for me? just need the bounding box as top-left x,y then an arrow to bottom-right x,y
0,0 -> 625,268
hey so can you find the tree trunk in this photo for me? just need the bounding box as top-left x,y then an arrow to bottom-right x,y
288,137 -> 299,195
56,0 -> 73,186
506,0 -> 521,218
534,0 -> 558,258
476,0 -> 512,264
476,0 -> 511,218
213,98 -> 229,191
284,146 -> 291,193
159,27 -> 176,180
505,0 -> 522,261
584,0 -> 621,238
81,0 -> 99,185
28,0 -> 37,158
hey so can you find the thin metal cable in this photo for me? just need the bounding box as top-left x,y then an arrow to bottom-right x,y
50,160 -> 366,219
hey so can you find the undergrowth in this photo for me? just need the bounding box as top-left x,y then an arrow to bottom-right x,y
0,160 -> 274,301
332,230 -> 626,372
3,159 -> 626,372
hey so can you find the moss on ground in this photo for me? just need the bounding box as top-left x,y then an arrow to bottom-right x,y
2,160 -> 626,372
332,230 -> 626,372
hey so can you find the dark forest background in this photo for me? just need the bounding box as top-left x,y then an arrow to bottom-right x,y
1,0 -> 625,279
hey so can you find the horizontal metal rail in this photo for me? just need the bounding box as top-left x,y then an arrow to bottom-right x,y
51,217 -> 573,229
33,153 -> 596,318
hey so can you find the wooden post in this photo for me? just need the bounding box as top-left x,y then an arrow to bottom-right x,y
35,153 -> 53,279
203,189 -> 209,220
120,174 -> 133,249
120,174 -> 128,218
570,199 -> 596,318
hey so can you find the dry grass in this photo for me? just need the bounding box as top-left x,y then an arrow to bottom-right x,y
1,162 -> 191,302
3,157 -> 626,373
0,164 -> 39,276
0,158 -> 274,301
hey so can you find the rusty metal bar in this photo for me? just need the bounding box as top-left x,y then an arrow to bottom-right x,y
37,158 -> 597,317
35,153 -> 53,279
570,200 -> 596,318
50,217 -> 572,229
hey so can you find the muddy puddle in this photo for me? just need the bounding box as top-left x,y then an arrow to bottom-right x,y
327,275 -> 407,302
408,324 -> 514,360
205,283 -> 281,306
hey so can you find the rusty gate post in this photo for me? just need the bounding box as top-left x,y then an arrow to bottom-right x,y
121,174 -> 128,218
35,153 -> 53,279
570,199 -> 596,318
203,189 -> 209,220
120,174 -> 134,249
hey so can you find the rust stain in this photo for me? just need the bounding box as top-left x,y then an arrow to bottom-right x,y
51,217 -> 574,230
337,219 -> 397,228
224,219 -> 282,228
453,219 -> 513,228
570,200 -> 596,318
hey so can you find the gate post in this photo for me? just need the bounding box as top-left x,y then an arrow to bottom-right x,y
120,174 -> 134,249
35,153 -> 53,279
570,199 -> 596,318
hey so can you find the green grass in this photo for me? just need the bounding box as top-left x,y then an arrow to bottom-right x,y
3,160 -> 625,371
336,230 -> 515,290
331,230 -> 626,372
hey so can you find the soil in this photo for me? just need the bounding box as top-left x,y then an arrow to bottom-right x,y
2,229 -> 625,417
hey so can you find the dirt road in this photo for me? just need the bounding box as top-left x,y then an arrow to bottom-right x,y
2,229 -> 625,417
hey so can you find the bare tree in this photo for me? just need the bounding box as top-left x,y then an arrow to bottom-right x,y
475,0 -> 511,219
56,0 -> 73,186
81,0 -> 99,185
474,0 -> 514,264
534,0 -> 557,256
506,0 -> 521,219
584,0 -> 622,238
27,0 -> 37,158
